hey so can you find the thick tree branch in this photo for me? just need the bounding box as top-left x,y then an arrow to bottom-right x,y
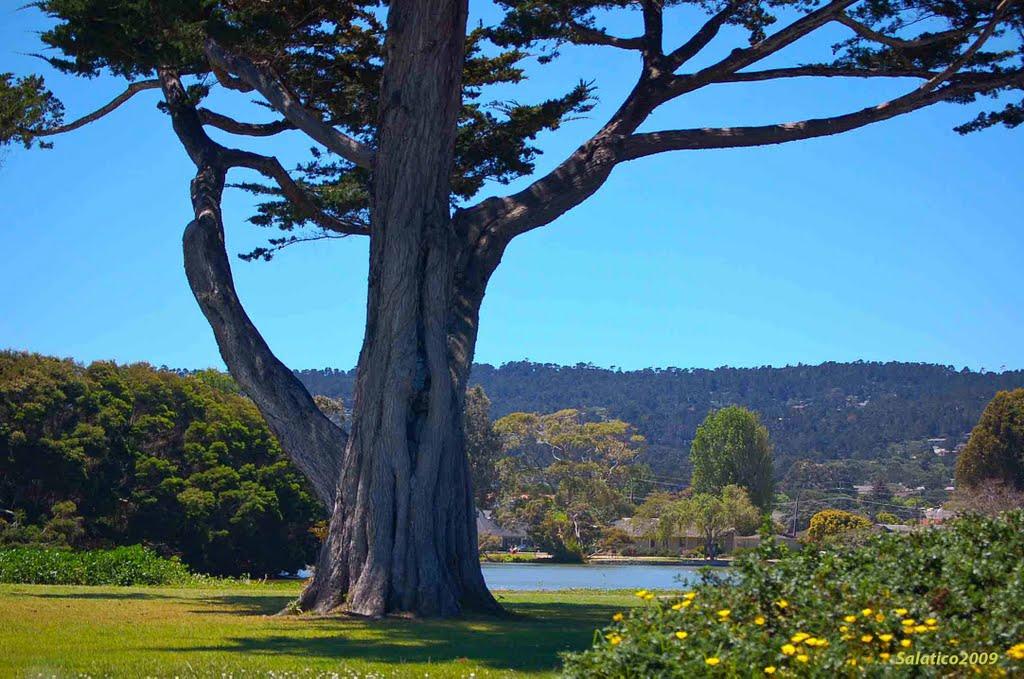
159,68 -> 347,508
568,24 -> 646,50
203,39 -> 375,169
198,108 -> 295,136
31,79 -> 159,137
720,65 -> 940,82
622,70 -> 1024,157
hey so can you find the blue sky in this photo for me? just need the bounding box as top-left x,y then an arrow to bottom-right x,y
1,3 -> 1022,372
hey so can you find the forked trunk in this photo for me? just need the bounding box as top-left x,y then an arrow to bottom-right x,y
296,0 -> 500,617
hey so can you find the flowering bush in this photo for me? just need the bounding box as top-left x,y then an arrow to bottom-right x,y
806,509 -> 872,543
562,511 -> 1024,677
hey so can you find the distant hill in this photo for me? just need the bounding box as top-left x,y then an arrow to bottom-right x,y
295,361 -> 1024,479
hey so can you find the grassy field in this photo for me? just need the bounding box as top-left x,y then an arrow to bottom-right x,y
0,582 -> 637,678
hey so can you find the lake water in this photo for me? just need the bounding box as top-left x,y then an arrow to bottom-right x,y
293,563 -> 720,590
480,563 -> 709,591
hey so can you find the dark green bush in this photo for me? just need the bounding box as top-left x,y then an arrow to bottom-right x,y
562,511 -> 1024,677
0,545 -> 191,585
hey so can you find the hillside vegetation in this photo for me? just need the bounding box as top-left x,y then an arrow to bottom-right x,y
298,361 -> 1024,478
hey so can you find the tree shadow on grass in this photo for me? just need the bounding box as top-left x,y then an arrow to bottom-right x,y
14,590 -> 175,601
189,593 -> 297,616
163,600 -> 618,673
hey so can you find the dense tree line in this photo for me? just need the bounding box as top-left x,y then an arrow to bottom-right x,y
297,361 -> 1024,480
0,352 -> 322,576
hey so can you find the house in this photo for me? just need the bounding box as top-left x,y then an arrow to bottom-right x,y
922,507 -> 956,525
611,517 -> 736,556
476,510 -> 528,550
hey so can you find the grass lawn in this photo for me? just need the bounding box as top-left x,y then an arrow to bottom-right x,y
0,582 -> 638,678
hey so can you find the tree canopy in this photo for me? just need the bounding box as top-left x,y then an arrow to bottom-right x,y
0,351 -> 322,576
955,388 -> 1024,490
690,406 -> 775,510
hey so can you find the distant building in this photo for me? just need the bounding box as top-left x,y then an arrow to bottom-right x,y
923,507 -> 956,525
476,510 -> 528,550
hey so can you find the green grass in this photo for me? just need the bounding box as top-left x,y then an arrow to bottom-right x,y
0,582 -> 639,678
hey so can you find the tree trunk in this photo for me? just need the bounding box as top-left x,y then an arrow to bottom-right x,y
296,0 -> 501,618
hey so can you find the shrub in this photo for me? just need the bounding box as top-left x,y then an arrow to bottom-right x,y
562,511 -> 1024,677
806,509 -> 872,543
874,511 -> 900,525
0,545 -> 191,585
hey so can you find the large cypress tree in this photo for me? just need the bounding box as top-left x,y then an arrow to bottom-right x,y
2,0 -> 1021,617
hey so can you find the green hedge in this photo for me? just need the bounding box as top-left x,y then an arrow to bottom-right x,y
0,545 -> 192,585
563,511 -> 1024,677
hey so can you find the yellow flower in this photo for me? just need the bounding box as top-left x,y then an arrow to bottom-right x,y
635,590 -> 649,598
791,632 -> 810,643
901,619 -> 916,626
681,599 -> 693,608
705,657 -> 720,666
717,609 -> 731,619
843,614 -> 857,623
901,639 -> 912,648
807,638 -> 829,648
781,644 -> 797,656
754,615 -> 766,626
671,602 -> 684,611
796,654 -> 809,663
894,608 -> 908,616
839,626 -> 848,633
683,591 -> 697,600
846,659 -> 858,667
949,639 -> 959,646
675,631 -> 688,640
914,625 -> 929,633
861,634 -> 874,643
879,634 -> 893,643
861,608 -> 873,617
764,667 -> 776,675
612,612 -> 624,622
925,618 -> 938,626
775,599 -> 789,609
608,634 -> 622,645
880,652 -> 891,661
643,593 -> 655,600
875,613 -> 886,622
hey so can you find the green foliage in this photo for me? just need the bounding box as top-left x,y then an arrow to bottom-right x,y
563,511 -> 1024,677
0,545 -> 191,585
806,509 -> 873,544
493,408 -> 645,560
0,74 -> 63,151
638,485 -> 761,558
464,386 -> 503,509
690,406 -> 775,510
0,351 -> 322,576
874,511 -> 900,525
955,388 -> 1024,490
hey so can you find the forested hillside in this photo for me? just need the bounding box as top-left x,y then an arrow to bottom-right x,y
296,361 -> 1024,478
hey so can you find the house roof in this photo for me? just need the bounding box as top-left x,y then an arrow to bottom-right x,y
612,516 -> 731,540
476,510 -> 526,539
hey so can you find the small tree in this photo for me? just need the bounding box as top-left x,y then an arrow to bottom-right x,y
659,485 -> 760,559
955,389 -> 1024,490
464,386 -> 502,509
806,508 -> 872,543
690,407 -> 775,511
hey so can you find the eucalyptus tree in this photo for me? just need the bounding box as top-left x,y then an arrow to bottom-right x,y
3,0 -> 1021,617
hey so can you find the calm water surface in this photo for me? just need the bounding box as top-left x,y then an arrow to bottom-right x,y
480,563 -> 710,591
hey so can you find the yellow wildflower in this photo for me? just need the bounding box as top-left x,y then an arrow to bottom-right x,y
875,613 -> 885,622
683,591 -> 697,600
901,639 -> 912,648
949,639 -> 959,646
775,599 -> 789,609
671,602 -> 684,611
796,654 -> 809,663
846,659 -> 858,667
879,634 -> 893,643
681,599 -> 693,608
608,634 -> 622,646
861,608 -> 873,617
839,626 -> 848,633
705,657 -> 720,666
675,631 -> 688,640
612,612 -> 624,622
913,625 -> 929,633
861,634 -> 874,643
894,608 -> 908,616
643,593 -> 655,600
880,653 -> 891,661
717,609 -> 731,619
635,590 -> 649,598
791,632 -> 810,643
754,615 -> 766,626
901,619 -> 916,626
781,644 -> 796,656
764,667 -> 776,675
843,615 -> 857,623
925,618 -> 938,626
